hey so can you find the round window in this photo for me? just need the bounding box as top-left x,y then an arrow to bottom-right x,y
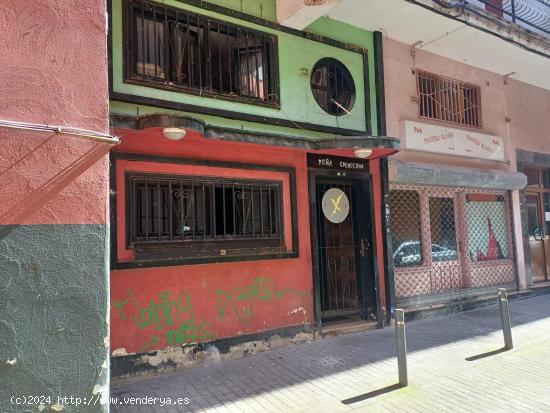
310,58 -> 356,116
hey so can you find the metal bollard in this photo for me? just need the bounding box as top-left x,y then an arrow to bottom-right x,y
498,288 -> 513,350
395,309 -> 408,387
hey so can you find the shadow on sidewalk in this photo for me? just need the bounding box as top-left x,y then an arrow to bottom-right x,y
465,346 -> 509,361
111,294 -> 550,412
341,383 -> 404,404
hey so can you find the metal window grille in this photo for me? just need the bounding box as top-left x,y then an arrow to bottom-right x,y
127,173 -> 282,246
389,185 -> 516,299
417,70 -> 482,128
126,0 -> 278,104
462,1 -> 550,37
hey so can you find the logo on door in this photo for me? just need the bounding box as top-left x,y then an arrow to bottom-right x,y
322,188 -> 350,224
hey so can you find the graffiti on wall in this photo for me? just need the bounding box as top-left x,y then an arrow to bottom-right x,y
114,289 -> 214,350
113,277 -> 310,351
217,276 -> 310,323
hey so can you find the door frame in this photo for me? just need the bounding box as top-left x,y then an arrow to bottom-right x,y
522,166 -> 550,283
308,167 -> 381,332
525,190 -> 549,282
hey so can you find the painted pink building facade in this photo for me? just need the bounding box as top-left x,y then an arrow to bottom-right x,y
275,0 -> 550,310
383,37 -> 550,306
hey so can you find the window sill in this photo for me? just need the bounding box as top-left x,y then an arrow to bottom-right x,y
124,76 -> 281,109
113,250 -> 298,269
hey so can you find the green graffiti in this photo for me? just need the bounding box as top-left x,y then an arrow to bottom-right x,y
114,289 -> 191,330
217,276 -> 310,323
166,319 -> 215,345
114,289 -> 214,346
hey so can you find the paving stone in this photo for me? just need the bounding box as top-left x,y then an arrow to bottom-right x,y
111,295 -> 550,412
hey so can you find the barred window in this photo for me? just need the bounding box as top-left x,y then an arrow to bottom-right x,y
390,190 -> 423,268
127,173 -> 283,257
126,0 -> 278,104
417,70 -> 481,128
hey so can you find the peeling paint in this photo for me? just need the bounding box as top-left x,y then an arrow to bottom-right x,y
5,358 -> 17,366
112,330 -> 314,379
112,347 -> 129,356
51,404 -> 64,412
92,384 -> 104,395
288,306 -> 306,315
37,404 -> 46,412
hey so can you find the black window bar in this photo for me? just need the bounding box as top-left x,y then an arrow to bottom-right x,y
128,173 -> 283,246
462,0 -> 550,37
126,0 -> 279,104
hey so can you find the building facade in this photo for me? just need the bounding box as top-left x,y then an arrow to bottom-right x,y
276,0 -> 550,310
108,0 -> 398,376
108,0 -> 550,377
2,0 -> 549,393
0,1 -> 112,412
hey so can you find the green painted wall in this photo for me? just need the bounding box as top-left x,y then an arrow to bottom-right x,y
305,17 -> 379,136
0,225 -> 109,413
200,0 -> 277,21
111,0 -> 379,135
111,100 -> 335,139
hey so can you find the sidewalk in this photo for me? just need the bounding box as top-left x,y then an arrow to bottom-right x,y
111,295 -> 550,412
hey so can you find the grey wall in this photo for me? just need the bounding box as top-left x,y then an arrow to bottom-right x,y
0,225 -> 109,413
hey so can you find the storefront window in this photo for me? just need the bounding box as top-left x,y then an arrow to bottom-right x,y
524,168 -> 539,187
428,197 -> 458,262
466,194 -> 508,261
389,190 -> 423,267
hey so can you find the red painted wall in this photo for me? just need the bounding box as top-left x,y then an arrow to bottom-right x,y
0,1 -> 109,226
110,129 -> 391,353
110,130 -> 314,353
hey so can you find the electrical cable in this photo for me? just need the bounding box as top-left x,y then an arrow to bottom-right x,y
0,119 -> 120,145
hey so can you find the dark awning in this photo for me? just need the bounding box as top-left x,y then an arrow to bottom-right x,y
389,160 -> 527,190
111,113 -> 400,151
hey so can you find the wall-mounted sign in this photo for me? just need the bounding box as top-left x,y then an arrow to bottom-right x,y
307,154 -> 369,172
322,188 -> 350,224
401,120 -> 505,162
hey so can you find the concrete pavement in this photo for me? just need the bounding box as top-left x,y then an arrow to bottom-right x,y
111,294 -> 550,412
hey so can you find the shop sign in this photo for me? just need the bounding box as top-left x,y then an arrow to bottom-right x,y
321,188 -> 350,224
401,120 -> 505,162
307,154 -> 369,171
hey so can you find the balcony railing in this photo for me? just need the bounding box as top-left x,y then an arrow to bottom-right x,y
462,0 -> 550,37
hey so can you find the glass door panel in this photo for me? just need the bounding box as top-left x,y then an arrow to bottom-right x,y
526,193 -> 547,282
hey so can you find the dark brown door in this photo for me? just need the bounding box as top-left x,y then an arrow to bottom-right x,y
315,179 -> 372,319
526,192 -> 550,283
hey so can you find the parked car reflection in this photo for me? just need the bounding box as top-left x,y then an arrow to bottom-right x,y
393,241 -> 458,267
